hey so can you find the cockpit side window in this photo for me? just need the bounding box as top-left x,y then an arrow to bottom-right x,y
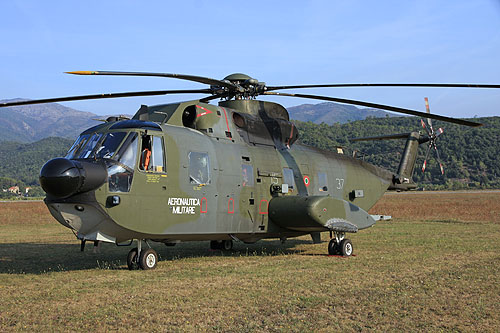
116,133 -> 138,170
139,134 -> 166,172
107,132 -> 138,193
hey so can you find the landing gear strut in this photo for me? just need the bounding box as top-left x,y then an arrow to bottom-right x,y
328,232 -> 353,257
127,240 -> 158,270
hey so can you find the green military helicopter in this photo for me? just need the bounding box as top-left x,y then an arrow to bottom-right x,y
1,71 -> 497,270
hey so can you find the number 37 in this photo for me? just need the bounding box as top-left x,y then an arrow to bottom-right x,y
336,178 -> 344,190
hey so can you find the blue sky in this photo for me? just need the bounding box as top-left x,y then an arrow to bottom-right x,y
1,0 -> 500,117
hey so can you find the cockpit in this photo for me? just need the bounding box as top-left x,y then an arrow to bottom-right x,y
64,120 -> 165,194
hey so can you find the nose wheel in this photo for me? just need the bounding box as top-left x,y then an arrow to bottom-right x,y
127,240 -> 158,270
328,232 -> 353,257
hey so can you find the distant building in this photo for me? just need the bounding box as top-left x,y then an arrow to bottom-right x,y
8,186 -> 20,195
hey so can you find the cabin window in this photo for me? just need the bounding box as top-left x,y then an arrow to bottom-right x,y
139,134 -> 165,172
151,136 -> 165,172
282,167 -> 295,189
318,172 -> 328,192
94,132 -> 127,159
65,134 -> 90,159
107,132 -> 138,192
189,152 -> 210,185
242,164 -> 254,187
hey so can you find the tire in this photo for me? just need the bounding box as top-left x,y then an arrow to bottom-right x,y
127,247 -> 139,270
139,248 -> 158,270
328,239 -> 339,255
221,240 -> 233,251
210,240 -> 221,250
340,239 -> 353,257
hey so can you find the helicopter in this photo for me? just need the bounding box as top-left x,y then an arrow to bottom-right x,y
1,71 -> 498,270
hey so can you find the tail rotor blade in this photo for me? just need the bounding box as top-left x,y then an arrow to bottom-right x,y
424,97 -> 433,131
420,118 -> 431,136
422,143 -> 432,172
433,144 -> 445,175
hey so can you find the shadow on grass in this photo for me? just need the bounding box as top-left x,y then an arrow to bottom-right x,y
0,238 -> 315,274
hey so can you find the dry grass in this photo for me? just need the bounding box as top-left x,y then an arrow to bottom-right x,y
0,201 -> 53,225
1,191 -> 499,332
370,191 -> 500,223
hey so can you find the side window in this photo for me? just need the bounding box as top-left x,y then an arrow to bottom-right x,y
151,136 -> 165,172
283,167 -> 295,189
140,135 -> 165,172
318,172 -> 328,192
242,164 -> 254,187
108,133 -> 138,193
189,152 -> 210,185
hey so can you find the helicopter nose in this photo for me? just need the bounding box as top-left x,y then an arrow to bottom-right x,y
40,158 -> 107,198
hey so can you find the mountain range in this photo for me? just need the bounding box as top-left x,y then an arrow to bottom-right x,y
0,99 -> 396,143
287,102 -> 397,124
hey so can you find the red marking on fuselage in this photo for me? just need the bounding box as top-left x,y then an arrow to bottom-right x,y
196,105 -> 213,117
259,199 -> 268,215
220,107 -> 230,133
200,197 -> 208,213
228,198 -> 234,214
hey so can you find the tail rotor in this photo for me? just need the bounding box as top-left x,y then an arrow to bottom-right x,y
420,98 -> 445,174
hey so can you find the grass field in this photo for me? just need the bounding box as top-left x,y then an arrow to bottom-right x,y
1,192 -> 499,332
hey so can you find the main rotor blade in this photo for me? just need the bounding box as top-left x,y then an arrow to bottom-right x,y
350,133 -> 411,141
67,71 -> 237,90
263,91 -> 482,127
266,83 -> 500,91
0,89 -> 212,108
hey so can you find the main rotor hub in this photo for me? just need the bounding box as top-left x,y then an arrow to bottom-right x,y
211,73 -> 266,100
223,73 -> 253,83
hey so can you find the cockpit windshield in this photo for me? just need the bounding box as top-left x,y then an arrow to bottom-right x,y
65,134 -> 90,159
94,132 -> 128,159
77,133 -> 103,158
66,132 -> 129,160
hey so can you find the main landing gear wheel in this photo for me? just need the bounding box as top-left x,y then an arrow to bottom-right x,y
339,239 -> 353,257
127,247 -> 139,270
210,240 -> 233,251
139,248 -> 158,270
328,232 -> 354,257
221,239 -> 233,251
328,239 -> 339,255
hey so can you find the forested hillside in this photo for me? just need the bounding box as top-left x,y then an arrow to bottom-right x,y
0,137 -> 73,198
295,116 -> 500,189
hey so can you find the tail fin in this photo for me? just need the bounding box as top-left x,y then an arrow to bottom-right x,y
351,131 -> 422,190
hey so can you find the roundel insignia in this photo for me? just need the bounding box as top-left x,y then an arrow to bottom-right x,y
303,176 -> 310,187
